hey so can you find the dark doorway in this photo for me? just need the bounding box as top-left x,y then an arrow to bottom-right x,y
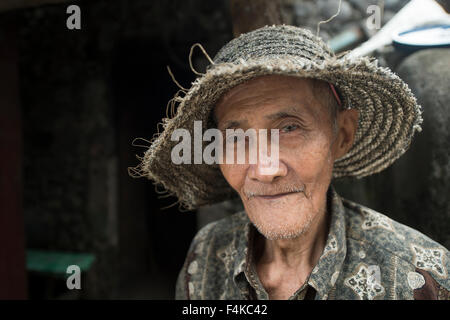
112,37 -> 198,299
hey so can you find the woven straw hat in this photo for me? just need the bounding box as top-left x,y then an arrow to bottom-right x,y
130,25 -> 423,210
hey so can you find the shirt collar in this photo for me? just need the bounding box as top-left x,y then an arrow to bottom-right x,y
229,185 -> 347,299
307,185 -> 347,298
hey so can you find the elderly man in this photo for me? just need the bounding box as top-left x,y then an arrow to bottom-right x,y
133,25 -> 449,300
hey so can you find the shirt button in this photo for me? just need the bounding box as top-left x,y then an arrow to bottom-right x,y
358,250 -> 366,259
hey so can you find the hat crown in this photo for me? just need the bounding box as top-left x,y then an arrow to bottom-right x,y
213,25 -> 334,65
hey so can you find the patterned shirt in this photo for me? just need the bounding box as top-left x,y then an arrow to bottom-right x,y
175,186 -> 449,300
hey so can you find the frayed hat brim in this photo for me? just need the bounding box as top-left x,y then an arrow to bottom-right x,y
131,25 -> 423,210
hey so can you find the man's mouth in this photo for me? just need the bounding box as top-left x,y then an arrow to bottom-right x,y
252,191 -> 302,200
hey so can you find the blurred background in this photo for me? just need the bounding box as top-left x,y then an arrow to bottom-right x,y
0,0 -> 449,299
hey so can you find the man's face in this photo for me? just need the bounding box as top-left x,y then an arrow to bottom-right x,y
214,75 -> 356,240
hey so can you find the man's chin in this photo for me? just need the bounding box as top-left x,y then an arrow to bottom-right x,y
244,194 -> 307,213
248,213 -> 313,241
243,195 -> 314,239
253,223 -> 308,241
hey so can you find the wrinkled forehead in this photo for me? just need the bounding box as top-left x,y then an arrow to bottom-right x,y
213,75 -> 324,126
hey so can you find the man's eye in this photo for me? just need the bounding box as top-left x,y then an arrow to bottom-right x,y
281,124 -> 299,133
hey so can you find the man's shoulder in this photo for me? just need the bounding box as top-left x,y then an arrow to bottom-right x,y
175,211 -> 249,299
193,210 -> 248,242
341,198 -> 449,293
341,198 -> 448,256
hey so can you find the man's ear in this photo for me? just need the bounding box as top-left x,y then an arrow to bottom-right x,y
334,108 -> 359,160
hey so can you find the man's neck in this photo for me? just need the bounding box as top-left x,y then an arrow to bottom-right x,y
255,206 -> 329,271
252,204 -> 330,299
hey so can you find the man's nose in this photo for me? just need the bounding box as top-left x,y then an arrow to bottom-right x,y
247,159 -> 288,183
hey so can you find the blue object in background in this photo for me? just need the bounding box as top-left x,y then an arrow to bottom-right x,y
393,24 -> 450,53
